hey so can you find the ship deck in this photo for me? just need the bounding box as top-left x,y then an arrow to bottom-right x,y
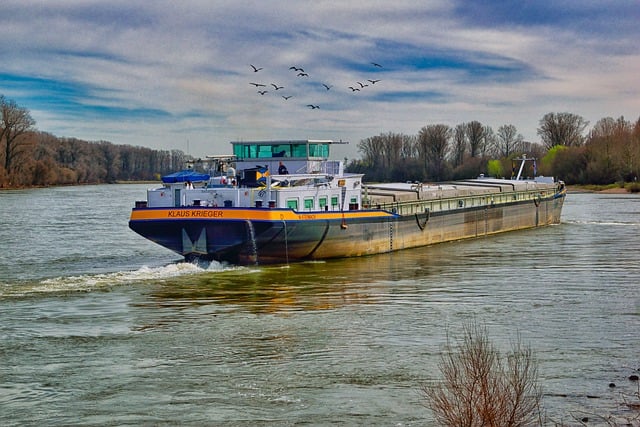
363,178 -> 557,205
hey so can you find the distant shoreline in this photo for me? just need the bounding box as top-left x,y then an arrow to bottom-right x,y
2,182 -> 636,193
0,180 -> 160,191
114,180 -> 160,185
567,185 -> 633,194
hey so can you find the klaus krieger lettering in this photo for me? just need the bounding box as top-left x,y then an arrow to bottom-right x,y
167,210 -> 224,218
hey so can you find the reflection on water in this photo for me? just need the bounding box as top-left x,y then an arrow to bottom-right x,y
138,219 -> 571,314
138,242 -> 470,315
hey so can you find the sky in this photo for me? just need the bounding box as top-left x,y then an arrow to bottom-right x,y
1,1 -> 638,160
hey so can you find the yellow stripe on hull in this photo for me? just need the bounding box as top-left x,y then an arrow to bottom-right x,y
130,208 -> 396,222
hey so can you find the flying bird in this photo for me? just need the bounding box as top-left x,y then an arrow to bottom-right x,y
289,66 -> 304,72
371,62 -> 382,67
307,104 -> 319,109
282,95 -> 293,100
271,84 -> 284,90
348,86 -> 360,92
257,90 -> 268,95
357,81 -> 368,88
250,64 -> 263,72
297,72 -> 309,77
368,79 -> 381,84
250,82 -> 266,87
322,83 -> 332,90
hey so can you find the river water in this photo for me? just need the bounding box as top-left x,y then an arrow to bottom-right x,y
1,185 -> 639,426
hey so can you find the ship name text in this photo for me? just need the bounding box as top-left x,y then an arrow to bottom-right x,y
167,210 -> 224,218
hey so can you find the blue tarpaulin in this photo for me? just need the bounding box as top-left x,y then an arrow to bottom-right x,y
161,170 -> 210,183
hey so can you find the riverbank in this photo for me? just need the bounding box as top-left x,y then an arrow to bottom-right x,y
3,181 -> 637,193
567,183 -> 638,194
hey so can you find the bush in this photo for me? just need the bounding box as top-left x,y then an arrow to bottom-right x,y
626,182 -> 640,193
451,157 -> 485,180
487,159 -> 504,178
422,321 -> 543,426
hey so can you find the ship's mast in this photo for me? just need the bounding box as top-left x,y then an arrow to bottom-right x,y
512,154 -> 537,180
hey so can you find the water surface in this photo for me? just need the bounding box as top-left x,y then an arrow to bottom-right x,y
1,186 -> 639,425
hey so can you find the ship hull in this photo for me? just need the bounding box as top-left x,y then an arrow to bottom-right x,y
129,192 -> 565,265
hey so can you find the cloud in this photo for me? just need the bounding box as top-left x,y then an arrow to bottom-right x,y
0,0 -> 638,159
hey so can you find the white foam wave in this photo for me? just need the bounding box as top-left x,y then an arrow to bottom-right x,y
565,220 -> 640,227
1,260 -> 235,298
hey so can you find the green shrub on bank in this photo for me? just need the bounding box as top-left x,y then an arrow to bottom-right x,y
625,182 -> 640,193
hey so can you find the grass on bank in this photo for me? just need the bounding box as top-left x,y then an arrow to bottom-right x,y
568,181 -> 640,193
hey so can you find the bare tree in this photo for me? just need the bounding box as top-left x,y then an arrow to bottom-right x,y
400,134 -> 418,160
1,95 -> 36,175
451,124 -> 467,167
418,124 -> 451,181
382,132 -> 404,170
357,132 -> 411,180
495,124 -> 524,158
483,125 -> 496,158
357,134 -> 385,170
537,112 -> 589,150
466,121 -> 491,158
97,141 -> 120,183
587,116 -> 638,183
423,321 -> 543,426
632,116 -> 640,180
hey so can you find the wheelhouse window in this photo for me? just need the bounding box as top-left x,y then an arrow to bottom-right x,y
270,144 -> 291,157
319,196 -> 328,210
233,144 -> 254,159
304,197 -> 314,210
233,142 -> 330,160
331,196 -> 339,209
257,145 -> 274,158
309,143 -> 329,158
286,199 -> 298,210
291,144 -> 307,158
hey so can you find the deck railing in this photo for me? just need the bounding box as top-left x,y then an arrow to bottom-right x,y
363,189 -> 552,216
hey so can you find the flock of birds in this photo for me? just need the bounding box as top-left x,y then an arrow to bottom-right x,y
247,62 -> 383,110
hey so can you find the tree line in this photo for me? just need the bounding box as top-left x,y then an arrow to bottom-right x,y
1,95 -> 186,188
347,113 -> 640,186
2,94 -> 639,189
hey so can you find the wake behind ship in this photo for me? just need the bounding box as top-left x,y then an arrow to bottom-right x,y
129,139 -> 566,265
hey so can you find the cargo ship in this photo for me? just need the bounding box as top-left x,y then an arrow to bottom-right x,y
129,139 -> 566,265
